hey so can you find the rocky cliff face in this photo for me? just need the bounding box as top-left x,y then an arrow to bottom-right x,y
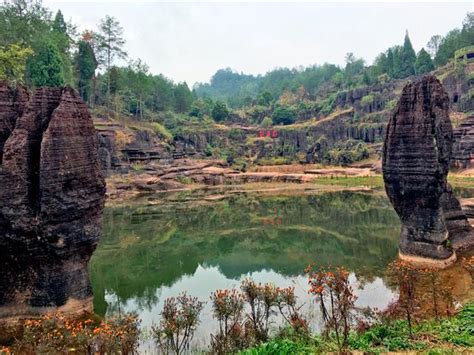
452,114 -> 474,169
172,111 -> 385,165
383,75 -> 473,265
334,80 -> 401,113
0,84 -> 105,320
441,62 -> 474,112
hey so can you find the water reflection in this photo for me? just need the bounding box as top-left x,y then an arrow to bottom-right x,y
90,190 -> 401,344
104,265 -> 396,350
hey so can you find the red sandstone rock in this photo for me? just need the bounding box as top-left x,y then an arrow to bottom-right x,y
0,83 -> 29,164
452,115 -> 474,169
0,85 -> 105,319
382,76 -> 474,263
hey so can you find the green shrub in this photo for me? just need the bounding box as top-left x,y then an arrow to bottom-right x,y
176,175 -> 193,184
272,105 -> 296,125
360,94 -> 374,107
204,144 -> 213,157
131,162 -> 145,171
261,116 -> 273,127
150,122 -> 173,142
323,140 -> 369,166
437,303 -> 474,346
257,157 -> 292,165
212,100 -> 230,122
386,99 -> 398,111
228,128 -> 245,140
320,93 -> 337,115
240,339 -> 312,355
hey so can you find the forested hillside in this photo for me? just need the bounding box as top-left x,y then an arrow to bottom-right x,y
194,15 -> 473,108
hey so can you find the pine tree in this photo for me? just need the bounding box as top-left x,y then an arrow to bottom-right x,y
75,40 -> 97,103
174,82 -> 193,113
415,48 -> 434,75
398,31 -> 416,78
386,48 -> 395,78
27,41 -> 64,87
51,10 -> 73,85
52,10 -> 67,34
97,16 -> 127,107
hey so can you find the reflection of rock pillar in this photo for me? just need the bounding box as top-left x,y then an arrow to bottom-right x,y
383,76 -> 473,266
0,85 -> 105,321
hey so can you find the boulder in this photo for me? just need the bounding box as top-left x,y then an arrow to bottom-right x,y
382,76 -> 474,265
0,85 -> 105,320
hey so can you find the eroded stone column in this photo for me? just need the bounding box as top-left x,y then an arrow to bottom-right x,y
383,75 -> 473,266
0,84 -> 105,321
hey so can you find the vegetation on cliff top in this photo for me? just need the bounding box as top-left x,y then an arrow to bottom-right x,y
0,1 -> 472,127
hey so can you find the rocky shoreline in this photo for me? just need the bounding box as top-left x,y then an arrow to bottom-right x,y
105,159 -> 379,202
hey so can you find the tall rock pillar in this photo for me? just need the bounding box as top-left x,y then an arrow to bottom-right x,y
0,84 -> 105,320
383,75 -> 473,266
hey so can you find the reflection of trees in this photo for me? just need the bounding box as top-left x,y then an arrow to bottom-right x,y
90,191 -> 400,315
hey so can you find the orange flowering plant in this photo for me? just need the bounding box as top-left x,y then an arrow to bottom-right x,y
240,279 -> 278,343
239,279 -> 308,345
275,286 -> 308,336
210,288 -> 247,354
386,259 -> 459,337
306,265 -> 356,351
151,292 -> 204,355
386,259 -> 421,338
8,311 -> 140,354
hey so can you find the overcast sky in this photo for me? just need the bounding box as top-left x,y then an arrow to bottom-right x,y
43,1 -> 473,86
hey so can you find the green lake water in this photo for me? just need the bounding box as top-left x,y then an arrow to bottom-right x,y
89,190 -> 401,348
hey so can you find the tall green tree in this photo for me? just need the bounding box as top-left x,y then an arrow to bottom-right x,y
97,15 -> 127,105
52,9 -> 67,34
75,40 -> 97,103
434,29 -> 462,66
27,40 -> 64,87
398,31 -> 416,78
51,10 -> 73,85
174,82 -> 193,113
0,0 -> 51,47
150,75 -> 175,112
123,59 -> 153,119
415,48 -> 434,75
343,53 -> 365,87
257,91 -> 273,106
386,48 -> 395,77
427,35 -> 442,58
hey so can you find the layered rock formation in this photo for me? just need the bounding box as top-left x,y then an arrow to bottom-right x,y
0,84 -> 29,163
0,84 -> 105,320
452,114 -> 474,169
382,75 -> 474,265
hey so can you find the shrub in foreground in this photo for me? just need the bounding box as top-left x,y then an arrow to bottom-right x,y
151,292 -> 204,355
2,312 -> 140,354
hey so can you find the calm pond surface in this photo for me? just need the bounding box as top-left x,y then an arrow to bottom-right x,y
89,190 -> 402,348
